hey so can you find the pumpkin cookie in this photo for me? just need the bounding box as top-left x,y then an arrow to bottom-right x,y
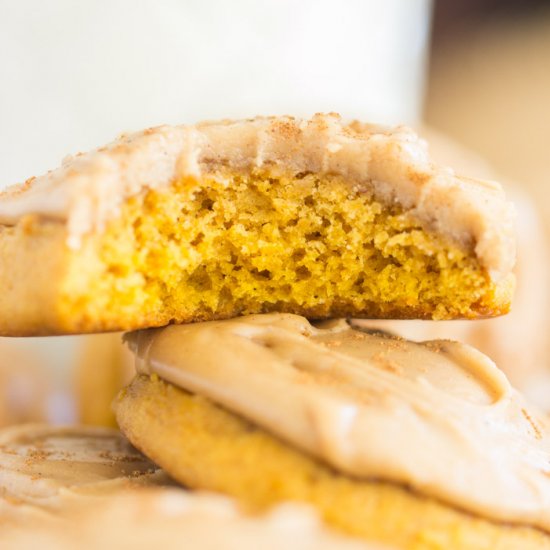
115,314 -> 550,549
0,115 -> 514,335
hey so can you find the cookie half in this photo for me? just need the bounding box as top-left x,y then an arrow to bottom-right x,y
0,115 -> 514,335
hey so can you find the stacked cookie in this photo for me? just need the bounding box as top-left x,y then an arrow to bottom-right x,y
1,114 -> 548,549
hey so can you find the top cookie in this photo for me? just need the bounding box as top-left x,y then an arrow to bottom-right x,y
0,114 -> 515,335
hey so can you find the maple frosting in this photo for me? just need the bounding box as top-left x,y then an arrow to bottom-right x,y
0,424 -> 162,507
0,114 -> 514,279
128,313 -> 550,532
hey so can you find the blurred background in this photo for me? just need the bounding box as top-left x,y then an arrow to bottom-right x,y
0,0 -> 548,426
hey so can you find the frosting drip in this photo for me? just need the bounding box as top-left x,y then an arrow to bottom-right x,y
128,313 -> 550,532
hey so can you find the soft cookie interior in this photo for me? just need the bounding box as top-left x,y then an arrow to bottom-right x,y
55,171 -> 509,333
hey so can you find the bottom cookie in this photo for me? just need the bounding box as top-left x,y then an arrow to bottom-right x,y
115,375 -> 550,550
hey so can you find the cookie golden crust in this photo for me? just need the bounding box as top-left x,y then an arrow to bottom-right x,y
0,115 -> 515,335
114,375 -> 550,550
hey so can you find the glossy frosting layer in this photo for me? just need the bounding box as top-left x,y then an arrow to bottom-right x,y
0,115 -> 515,279
128,313 -> 550,532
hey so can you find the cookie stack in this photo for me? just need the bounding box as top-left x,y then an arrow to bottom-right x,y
1,114 -> 549,550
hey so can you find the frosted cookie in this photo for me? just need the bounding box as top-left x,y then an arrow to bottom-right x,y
115,314 -> 550,550
0,424 -> 165,511
0,488 -> 384,549
0,114 -> 515,335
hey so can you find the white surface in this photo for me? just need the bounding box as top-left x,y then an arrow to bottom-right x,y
0,0 -> 431,188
